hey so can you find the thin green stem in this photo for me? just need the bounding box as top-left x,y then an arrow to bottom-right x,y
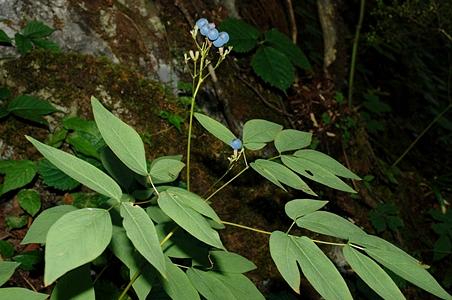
147,175 -> 160,197
348,0 -> 366,109
311,239 -> 346,247
118,270 -> 140,300
202,164 -> 234,198
392,103 -> 452,168
205,165 -> 249,202
286,221 -> 296,234
221,220 -> 272,235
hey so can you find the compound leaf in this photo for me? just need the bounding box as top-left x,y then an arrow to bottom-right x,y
285,199 -> 328,221
194,113 -> 237,146
274,129 -> 312,153
243,119 -> 282,150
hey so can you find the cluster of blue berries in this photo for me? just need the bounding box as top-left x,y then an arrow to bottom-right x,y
196,18 -> 229,48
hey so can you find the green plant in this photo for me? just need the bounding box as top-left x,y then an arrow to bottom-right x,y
1,18 -> 451,300
0,20 -> 59,55
369,202 -> 404,233
219,18 -> 311,91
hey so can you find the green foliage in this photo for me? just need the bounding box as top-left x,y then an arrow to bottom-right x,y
50,265 -> 95,300
17,189 -> 41,216
0,288 -> 48,300
243,119 -> 282,150
219,18 -> 311,91
7,95 -> 59,125
0,20 -> 59,55
13,250 -> 42,271
159,110 -> 184,132
38,159 -> 81,191
5,215 -> 28,229
0,261 -> 20,286
369,203 -> 404,233
194,112 -> 237,146
0,240 -> 15,258
0,160 -> 37,196
430,209 -> 452,262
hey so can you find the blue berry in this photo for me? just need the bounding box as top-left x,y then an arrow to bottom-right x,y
230,138 -> 242,150
200,23 -> 215,36
218,32 -> 229,44
196,18 -> 208,28
207,28 -> 219,41
213,38 -> 225,48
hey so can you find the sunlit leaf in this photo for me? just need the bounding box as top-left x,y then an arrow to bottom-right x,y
150,158 -> 185,184
285,199 -> 328,221
44,208 -> 112,286
91,96 -> 148,175
0,288 -> 48,300
0,261 -> 20,286
342,245 -> 404,300
243,119 -> 283,150
274,129 -> 312,153
209,250 -> 257,273
194,113 -> 237,146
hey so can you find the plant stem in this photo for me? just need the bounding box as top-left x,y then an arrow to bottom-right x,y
205,165 -> 249,202
220,220 -> 272,235
186,65 -> 204,192
348,0 -> 366,109
147,175 -> 160,197
311,239 -> 346,247
392,103 -> 452,168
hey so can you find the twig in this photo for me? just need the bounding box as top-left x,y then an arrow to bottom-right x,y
347,0 -> 366,109
175,0 -> 194,25
19,271 -> 37,292
286,0 -> 298,43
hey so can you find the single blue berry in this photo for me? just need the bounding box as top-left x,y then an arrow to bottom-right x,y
218,32 -> 229,44
213,38 -> 225,48
230,138 -> 242,150
196,18 -> 208,28
207,28 -> 219,41
200,24 -> 210,36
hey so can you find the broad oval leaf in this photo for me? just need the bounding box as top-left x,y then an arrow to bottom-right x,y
158,191 -> 224,249
285,199 -> 329,221
209,250 -> 257,273
294,149 -> 360,180
187,268 -> 235,300
17,189 -> 41,216
91,96 -> 148,176
165,187 -> 221,223
21,20 -> 55,38
0,159 -> 36,196
251,159 -> 316,195
21,205 -> 77,244
0,288 -> 48,300
269,231 -> 301,293
251,46 -> 294,91
243,119 -> 283,149
209,272 -> 265,300
274,129 -> 312,153
342,245 -> 405,300
296,211 -> 365,240
161,258 -> 200,300
282,155 -> 356,193
44,208 -> 112,286
150,158 -> 185,184
218,18 -> 260,53
351,234 -> 452,299
50,264 -> 95,300
295,236 -> 352,300
26,136 -> 122,201
120,202 -> 166,277
7,95 -> 58,125
264,28 -> 311,70
0,261 -> 20,286
194,113 -> 237,146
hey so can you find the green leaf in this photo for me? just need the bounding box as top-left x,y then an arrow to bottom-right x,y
0,160 -> 36,196
147,206 -> 172,224
194,113 -> 237,146
7,95 -> 58,125
250,159 -> 316,195
243,119 -> 283,150
63,116 -> 100,135
0,240 -> 15,258
50,264 -> 95,300
5,216 -> 28,229
0,261 -> 20,286
251,46 -> 294,91
150,158 -> 185,184
120,202 -> 166,277
13,250 -> 41,271
209,250 -> 257,273
0,107 -> 9,119
38,159 -> 80,191
44,208 -> 112,286
209,271 -> 265,299
296,211 -> 365,240
158,191 -> 224,249
21,21 -> 55,38
164,187 -> 221,223
26,136 -> 122,201
293,149 -> 360,180
0,87 -> 11,100
218,18 -> 260,53
14,33 -> 33,55
285,199 -> 329,221
0,29 -> 11,44
66,132 -> 101,159
281,155 -> 356,193
187,268 -> 236,300
22,205 -> 77,244
342,245 -> 404,300
270,231 -> 301,293
45,128 -> 68,147
32,38 -> 60,52
99,146 -> 136,190
295,236 -> 352,300
0,288 -> 48,300
350,234 -> 452,299
433,235 -> 451,261
161,258 -> 200,300
264,28 -> 311,70
17,189 -> 41,216
274,129 -> 312,153
91,97 -> 148,176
